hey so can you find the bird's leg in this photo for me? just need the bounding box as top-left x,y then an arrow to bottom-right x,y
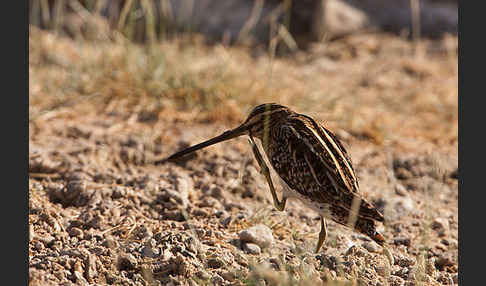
315,217 -> 327,253
248,136 -> 287,211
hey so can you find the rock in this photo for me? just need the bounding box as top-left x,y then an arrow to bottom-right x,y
68,227 -> 84,238
393,237 -> 411,247
362,242 -> 378,253
207,257 -> 225,269
209,186 -> 224,199
315,0 -> 369,40
214,210 -> 227,218
192,208 -> 209,217
239,224 -> 274,249
34,241 -> 44,251
220,216 -> 232,228
141,246 -> 155,258
102,237 -> 118,249
268,257 -> 281,271
159,188 -> 189,209
395,168 -> 413,180
118,253 -> 138,271
394,184 -> 408,196
345,245 -> 367,257
435,255 -> 454,271
196,270 -> 211,280
243,243 -> 261,255
38,234 -> 56,246
431,217 -> 449,233
221,271 -> 236,282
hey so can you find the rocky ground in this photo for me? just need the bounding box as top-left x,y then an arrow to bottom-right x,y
29,26 -> 458,286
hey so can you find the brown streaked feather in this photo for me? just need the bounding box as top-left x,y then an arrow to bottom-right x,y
300,114 -> 359,192
264,114 -> 384,223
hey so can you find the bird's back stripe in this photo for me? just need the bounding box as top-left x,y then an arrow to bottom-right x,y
317,125 -> 359,191
299,116 -> 355,192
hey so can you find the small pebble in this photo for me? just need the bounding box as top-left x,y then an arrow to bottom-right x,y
38,234 -> 56,246
210,186 -> 224,199
239,224 -> 274,249
268,257 -> 281,271
362,242 -> 378,253
220,216 -> 232,228
34,241 -> 44,251
207,257 -> 225,269
345,245 -> 366,257
221,271 -> 236,282
393,237 -> 411,247
435,255 -> 454,270
102,237 -> 118,249
395,184 -> 408,196
141,246 -> 155,258
243,243 -> 261,255
192,208 -> 209,217
214,210 -> 226,218
118,253 -> 138,271
196,270 -> 210,280
68,227 -> 84,238
431,218 -> 449,234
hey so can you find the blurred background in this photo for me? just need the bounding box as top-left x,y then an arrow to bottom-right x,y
29,0 -> 458,145
29,0 -> 457,44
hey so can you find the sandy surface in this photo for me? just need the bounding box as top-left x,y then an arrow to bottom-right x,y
29,27 -> 458,285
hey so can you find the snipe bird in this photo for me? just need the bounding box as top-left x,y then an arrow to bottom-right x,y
157,103 -> 385,252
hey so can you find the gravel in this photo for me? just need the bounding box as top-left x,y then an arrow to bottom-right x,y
29,58 -> 458,285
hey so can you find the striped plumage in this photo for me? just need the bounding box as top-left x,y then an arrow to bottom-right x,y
158,103 -> 385,252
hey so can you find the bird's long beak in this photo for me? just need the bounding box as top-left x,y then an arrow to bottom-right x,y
156,124 -> 249,164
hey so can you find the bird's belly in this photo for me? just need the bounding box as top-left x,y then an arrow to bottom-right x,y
276,175 -> 335,220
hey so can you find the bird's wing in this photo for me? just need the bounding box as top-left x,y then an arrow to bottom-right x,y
277,115 -> 359,194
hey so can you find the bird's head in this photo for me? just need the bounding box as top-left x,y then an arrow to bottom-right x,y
241,103 -> 293,139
